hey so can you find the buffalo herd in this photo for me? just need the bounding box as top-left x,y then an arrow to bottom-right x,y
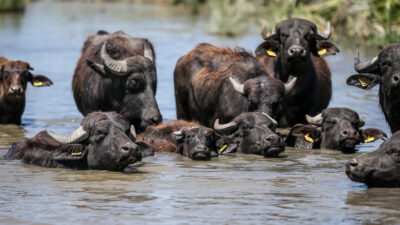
1,18 -> 400,187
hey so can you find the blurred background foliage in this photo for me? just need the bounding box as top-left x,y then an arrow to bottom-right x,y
1,0 -> 399,48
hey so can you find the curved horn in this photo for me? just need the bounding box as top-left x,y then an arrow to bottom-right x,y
354,51 -> 379,73
229,75 -> 244,94
262,112 -> 278,125
359,117 -> 366,127
261,24 -> 276,40
130,125 -> 137,139
143,41 -> 154,63
213,119 -> 238,133
305,113 -> 323,125
47,126 -> 88,144
100,41 -> 129,76
173,130 -> 183,136
317,21 -> 331,40
284,76 -> 297,95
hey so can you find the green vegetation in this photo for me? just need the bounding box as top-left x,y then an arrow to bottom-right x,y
171,0 -> 400,48
0,0 -> 28,11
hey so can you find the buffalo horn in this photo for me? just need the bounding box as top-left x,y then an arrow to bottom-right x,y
213,119 -> 238,133
100,41 -> 129,76
143,41 -> 154,63
359,117 -> 366,127
173,130 -> 183,136
305,113 -> 323,125
229,75 -> 244,94
354,51 -> 379,73
47,126 -> 88,144
284,76 -> 297,94
262,112 -> 278,125
130,125 -> 137,139
261,24 -> 276,40
317,21 -> 331,40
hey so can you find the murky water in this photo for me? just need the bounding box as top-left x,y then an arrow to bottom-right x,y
0,2 -> 399,224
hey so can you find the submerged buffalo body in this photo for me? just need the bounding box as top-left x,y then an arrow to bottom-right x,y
174,43 -> 295,128
72,30 -> 162,132
214,112 -> 284,157
255,18 -> 339,127
0,57 -> 53,124
4,112 -> 153,171
287,107 -> 386,152
347,43 -> 400,133
346,131 -> 400,187
138,120 -> 217,160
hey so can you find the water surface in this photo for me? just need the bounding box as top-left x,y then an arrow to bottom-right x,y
0,2 -> 398,224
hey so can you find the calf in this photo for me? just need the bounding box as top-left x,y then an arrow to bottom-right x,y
4,112 -> 153,171
214,112 -> 284,157
347,43 -> 400,133
174,43 -> 295,128
138,120 -> 217,160
255,18 -> 339,127
286,107 -> 386,152
346,131 -> 400,187
0,57 -> 53,124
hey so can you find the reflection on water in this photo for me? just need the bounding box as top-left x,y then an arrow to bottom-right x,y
0,1 -> 396,225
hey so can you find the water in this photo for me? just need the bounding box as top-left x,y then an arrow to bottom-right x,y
0,2 -> 398,224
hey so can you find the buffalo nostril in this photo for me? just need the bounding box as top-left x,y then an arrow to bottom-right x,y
343,130 -> 348,136
394,76 -> 399,82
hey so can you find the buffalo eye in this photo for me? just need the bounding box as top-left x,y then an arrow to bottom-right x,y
381,60 -> 393,68
248,100 -> 257,110
94,129 -> 107,142
185,134 -> 193,139
280,32 -> 288,39
240,123 -> 248,129
127,79 -> 141,91
387,149 -> 400,156
325,120 -> 337,125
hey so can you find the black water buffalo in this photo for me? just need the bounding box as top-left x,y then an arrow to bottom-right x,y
346,131 -> 400,187
347,43 -> 400,133
174,43 -> 296,128
286,107 -> 386,152
255,18 -> 340,127
72,30 -> 162,132
138,120 -> 217,160
214,112 -> 284,157
4,112 -> 154,171
0,57 -> 53,124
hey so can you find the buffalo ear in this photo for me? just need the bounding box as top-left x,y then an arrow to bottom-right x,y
315,40 -> 340,57
136,141 -> 154,158
86,59 -> 107,77
346,73 -> 381,90
286,124 -> 321,149
361,128 -> 387,143
52,144 -> 87,161
255,40 -> 280,57
30,74 -> 53,87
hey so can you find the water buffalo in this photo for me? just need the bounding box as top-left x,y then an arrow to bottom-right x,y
4,112 -> 153,171
255,18 -> 340,127
72,30 -> 162,132
174,43 -> 296,128
0,57 -> 53,124
347,43 -> 400,133
214,112 -> 284,157
286,107 -> 386,152
138,120 -> 217,160
346,131 -> 400,187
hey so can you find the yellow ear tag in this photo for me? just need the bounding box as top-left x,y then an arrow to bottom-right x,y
266,50 -> 277,57
219,145 -> 228,153
71,152 -> 82,156
33,81 -> 43,87
359,77 -> 369,87
365,136 -> 375,143
318,48 -> 327,56
304,133 -> 314,143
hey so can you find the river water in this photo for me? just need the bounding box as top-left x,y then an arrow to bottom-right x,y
0,2 -> 399,225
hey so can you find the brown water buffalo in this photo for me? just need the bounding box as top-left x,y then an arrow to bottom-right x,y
4,112 -> 153,171
138,120 -> 217,160
0,57 -> 53,124
286,107 -> 386,152
255,18 -> 340,127
174,43 -> 296,128
72,30 -> 162,132
347,43 -> 400,133
346,131 -> 400,187
214,112 -> 284,157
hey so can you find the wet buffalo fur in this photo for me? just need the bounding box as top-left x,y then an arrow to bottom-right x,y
138,120 -> 217,160
174,43 -> 285,127
5,112 -> 150,171
0,57 -> 53,124
255,18 -> 339,127
72,30 -> 161,132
